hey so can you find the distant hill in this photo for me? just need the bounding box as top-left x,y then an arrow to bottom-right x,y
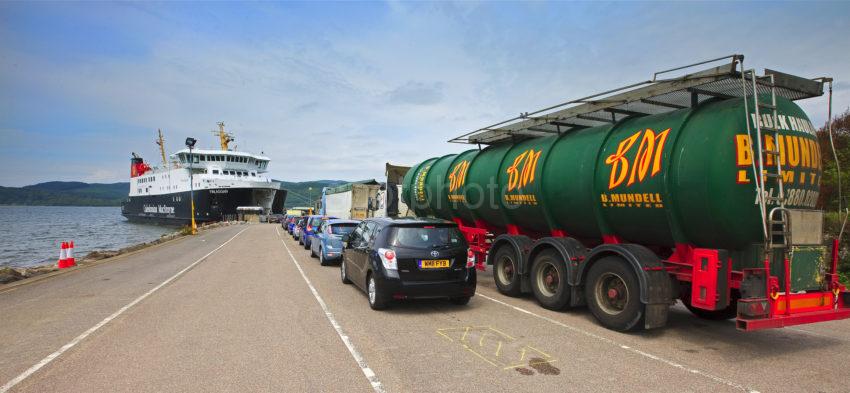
0,182 -> 129,206
0,180 -> 350,208
279,180 -> 347,208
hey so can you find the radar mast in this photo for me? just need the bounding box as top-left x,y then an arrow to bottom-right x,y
214,122 -> 235,151
156,129 -> 168,168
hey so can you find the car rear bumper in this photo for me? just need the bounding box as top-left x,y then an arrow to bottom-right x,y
322,250 -> 343,260
377,269 -> 477,300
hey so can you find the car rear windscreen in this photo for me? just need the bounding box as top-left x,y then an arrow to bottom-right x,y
388,226 -> 464,249
330,224 -> 357,235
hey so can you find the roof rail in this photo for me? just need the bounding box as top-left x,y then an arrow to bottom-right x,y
449,54 -> 824,145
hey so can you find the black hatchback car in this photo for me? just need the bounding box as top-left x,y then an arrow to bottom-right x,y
340,217 -> 476,309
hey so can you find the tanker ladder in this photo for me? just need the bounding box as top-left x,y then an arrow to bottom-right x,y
741,68 -> 795,314
736,68 -> 847,331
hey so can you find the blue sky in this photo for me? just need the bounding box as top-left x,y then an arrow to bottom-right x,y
1,1 -> 848,186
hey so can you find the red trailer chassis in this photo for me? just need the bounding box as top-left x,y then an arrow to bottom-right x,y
454,219 -> 849,331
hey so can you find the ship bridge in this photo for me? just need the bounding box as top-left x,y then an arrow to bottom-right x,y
172,149 -> 271,175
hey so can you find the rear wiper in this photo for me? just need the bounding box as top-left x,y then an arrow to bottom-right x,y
431,244 -> 454,250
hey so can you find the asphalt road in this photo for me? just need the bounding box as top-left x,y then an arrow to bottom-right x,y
1,224 -> 848,392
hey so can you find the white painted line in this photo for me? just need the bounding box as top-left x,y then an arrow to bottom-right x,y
276,227 -> 385,393
0,227 -> 249,393
477,293 -> 759,393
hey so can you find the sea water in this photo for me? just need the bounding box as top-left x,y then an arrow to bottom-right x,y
0,206 -> 175,268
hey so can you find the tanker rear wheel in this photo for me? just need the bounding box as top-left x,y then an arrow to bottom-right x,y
530,249 -> 570,310
493,246 -> 522,297
585,256 -> 645,332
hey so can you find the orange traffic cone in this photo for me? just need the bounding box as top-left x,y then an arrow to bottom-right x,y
66,241 -> 76,267
57,242 -> 68,268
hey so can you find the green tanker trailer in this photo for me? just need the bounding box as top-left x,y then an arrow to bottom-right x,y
401,55 -> 848,331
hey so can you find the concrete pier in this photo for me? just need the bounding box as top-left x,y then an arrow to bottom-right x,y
2,224 -> 849,392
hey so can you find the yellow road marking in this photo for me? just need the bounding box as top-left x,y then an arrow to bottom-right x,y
436,326 -> 555,371
525,345 -> 552,358
464,345 -> 500,368
479,331 -> 488,347
487,326 -> 516,341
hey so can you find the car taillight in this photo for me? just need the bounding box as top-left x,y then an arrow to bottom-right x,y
466,249 -> 475,268
378,248 -> 397,270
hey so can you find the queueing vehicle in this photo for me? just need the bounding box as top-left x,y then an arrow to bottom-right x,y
280,214 -> 293,229
301,215 -> 336,249
292,218 -> 306,241
400,55 -> 848,332
340,217 -> 476,310
310,219 -> 360,265
285,215 -> 300,234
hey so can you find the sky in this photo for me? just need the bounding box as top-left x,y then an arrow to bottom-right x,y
1,1 -> 848,187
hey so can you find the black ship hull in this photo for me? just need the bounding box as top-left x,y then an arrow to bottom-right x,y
121,188 -> 287,226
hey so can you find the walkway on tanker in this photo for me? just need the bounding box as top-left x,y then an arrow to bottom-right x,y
1,224 -> 848,392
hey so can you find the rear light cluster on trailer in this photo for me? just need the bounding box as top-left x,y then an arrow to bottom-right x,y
379,248 -> 397,270
466,249 -> 475,268
737,299 -> 770,319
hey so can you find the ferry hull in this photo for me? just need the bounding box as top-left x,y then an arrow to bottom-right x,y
121,188 -> 287,225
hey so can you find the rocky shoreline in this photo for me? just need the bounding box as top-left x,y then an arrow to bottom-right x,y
0,221 -> 244,286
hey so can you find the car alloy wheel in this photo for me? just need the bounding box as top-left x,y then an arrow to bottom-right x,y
341,259 -> 352,284
368,277 -> 377,305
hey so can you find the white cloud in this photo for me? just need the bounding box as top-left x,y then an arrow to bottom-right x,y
1,2 -> 848,188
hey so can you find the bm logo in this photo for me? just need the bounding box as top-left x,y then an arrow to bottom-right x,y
507,149 -> 542,192
448,160 -> 470,193
604,128 -> 670,189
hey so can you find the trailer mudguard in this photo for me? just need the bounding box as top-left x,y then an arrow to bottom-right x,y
579,244 -> 673,328
528,237 -> 589,307
526,237 -> 587,284
579,244 -> 672,303
487,235 -> 533,291
487,235 -> 533,266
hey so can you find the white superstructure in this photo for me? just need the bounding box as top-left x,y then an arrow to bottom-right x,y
129,149 -> 276,197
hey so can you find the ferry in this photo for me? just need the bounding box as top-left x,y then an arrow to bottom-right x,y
121,123 -> 287,225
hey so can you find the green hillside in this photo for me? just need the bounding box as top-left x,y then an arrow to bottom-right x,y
279,180 -> 347,208
0,182 -> 128,206
0,180 -> 348,208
